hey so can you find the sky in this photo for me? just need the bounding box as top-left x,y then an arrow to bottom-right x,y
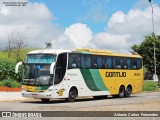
0,0 -> 160,53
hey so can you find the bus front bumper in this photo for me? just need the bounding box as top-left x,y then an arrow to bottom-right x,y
21,91 -> 53,99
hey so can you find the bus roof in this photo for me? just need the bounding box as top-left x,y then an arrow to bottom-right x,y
27,49 -> 71,55
72,48 -> 142,58
27,48 -> 142,58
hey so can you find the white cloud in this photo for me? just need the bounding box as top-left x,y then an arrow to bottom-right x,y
0,0 -> 60,49
91,5 -> 160,53
52,34 -> 75,50
1,0 -> 160,54
1,7 -> 10,16
92,33 -> 130,53
64,23 -> 93,48
107,11 -> 125,28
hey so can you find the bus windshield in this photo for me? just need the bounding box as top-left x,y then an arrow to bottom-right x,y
22,64 -> 53,86
22,54 -> 56,86
26,54 -> 56,64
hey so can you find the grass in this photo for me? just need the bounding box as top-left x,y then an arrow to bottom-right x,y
142,80 -> 158,92
0,79 -> 21,88
0,48 -> 39,63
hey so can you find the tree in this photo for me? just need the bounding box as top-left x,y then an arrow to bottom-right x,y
6,32 -> 14,58
13,32 -> 27,60
5,32 -> 27,61
131,34 -> 160,75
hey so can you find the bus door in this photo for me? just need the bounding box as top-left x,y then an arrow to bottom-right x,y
54,53 -> 67,84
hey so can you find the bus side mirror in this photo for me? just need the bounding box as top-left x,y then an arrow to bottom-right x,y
15,62 -> 22,74
50,62 -> 55,74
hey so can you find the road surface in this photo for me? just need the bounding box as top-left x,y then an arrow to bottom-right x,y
0,92 -> 159,112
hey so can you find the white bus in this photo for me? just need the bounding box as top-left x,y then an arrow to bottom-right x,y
15,48 -> 143,102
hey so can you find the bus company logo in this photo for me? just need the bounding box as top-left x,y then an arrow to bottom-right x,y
106,72 -> 126,77
57,89 -> 65,96
2,112 -> 11,117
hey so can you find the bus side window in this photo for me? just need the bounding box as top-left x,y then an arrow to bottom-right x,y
85,55 -> 91,68
81,55 -> 91,68
92,56 -> 97,68
102,57 -> 107,68
68,54 -> 80,69
106,57 -> 112,69
97,56 -> 102,68
114,57 -> 121,69
132,59 -> 137,69
127,58 -> 131,69
137,59 -> 142,69
122,58 -> 127,69
81,55 -> 85,68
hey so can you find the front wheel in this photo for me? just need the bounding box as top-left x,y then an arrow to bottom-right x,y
67,88 -> 77,102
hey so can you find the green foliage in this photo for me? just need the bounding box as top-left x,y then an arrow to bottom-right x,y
0,48 -> 39,83
0,48 -> 41,87
132,35 -> 160,74
0,60 -> 22,82
0,78 -> 21,88
142,80 -> 158,91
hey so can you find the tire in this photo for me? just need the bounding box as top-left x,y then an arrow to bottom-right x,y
124,86 -> 132,97
118,86 -> 125,98
41,98 -> 50,103
67,88 -> 77,102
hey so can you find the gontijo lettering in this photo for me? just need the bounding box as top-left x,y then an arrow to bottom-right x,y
106,72 -> 126,77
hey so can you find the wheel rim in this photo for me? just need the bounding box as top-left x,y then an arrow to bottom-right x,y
126,88 -> 131,96
119,87 -> 124,97
69,90 -> 76,100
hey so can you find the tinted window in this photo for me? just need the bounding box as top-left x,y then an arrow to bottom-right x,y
97,56 -> 102,68
68,54 -> 80,69
113,57 -> 122,69
81,55 -> 91,68
122,58 -> 127,69
132,59 -> 137,69
26,54 -> 56,63
127,58 -> 131,69
137,58 -> 142,69
91,56 -> 97,68
106,57 -> 112,68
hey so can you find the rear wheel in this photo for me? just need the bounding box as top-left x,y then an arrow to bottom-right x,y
67,88 -> 77,102
118,86 -> 125,98
41,98 -> 50,103
124,86 -> 132,97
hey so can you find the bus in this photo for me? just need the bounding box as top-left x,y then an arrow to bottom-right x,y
15,48 -> 143,102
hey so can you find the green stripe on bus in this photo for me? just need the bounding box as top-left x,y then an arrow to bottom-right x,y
80,69 -> 100,91
89,69 -> 108,91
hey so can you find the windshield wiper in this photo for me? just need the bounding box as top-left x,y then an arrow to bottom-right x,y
26,78 -> 32,85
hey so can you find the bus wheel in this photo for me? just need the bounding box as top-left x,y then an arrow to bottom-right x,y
124,86 -> 132,97
67,88 -> 77,102
41,98 -> 50,103
118,86 -> 125,98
